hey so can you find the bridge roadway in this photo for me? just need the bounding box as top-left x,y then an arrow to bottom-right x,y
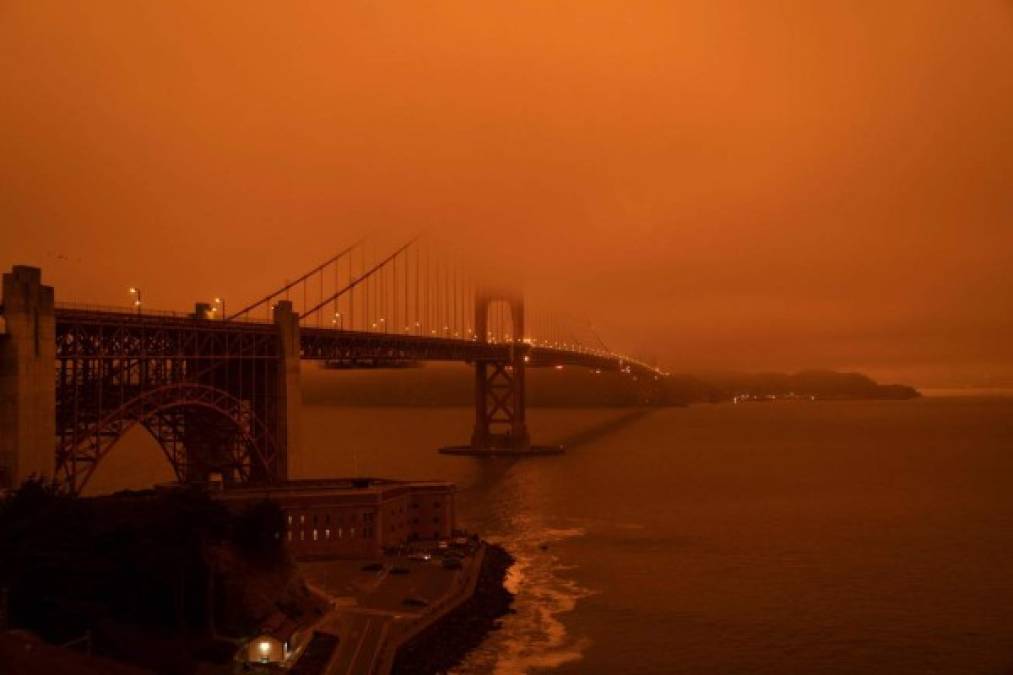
53,305 -> 663,378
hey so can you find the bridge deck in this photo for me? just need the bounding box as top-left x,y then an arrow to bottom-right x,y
51,306 -> 661,377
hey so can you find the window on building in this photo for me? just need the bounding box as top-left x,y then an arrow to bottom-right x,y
300,515 -> 305,524
287,515 -> 293,525
338,528 -> 343,538
313,529 -> 318,541
287,531 -> 292,541
325,529 -> 331,539
300,530 -> 305,541
351,527 -> 356,537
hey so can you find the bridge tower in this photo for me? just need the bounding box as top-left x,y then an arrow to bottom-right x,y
470,288 -> 530,451
0,266 -> 56,490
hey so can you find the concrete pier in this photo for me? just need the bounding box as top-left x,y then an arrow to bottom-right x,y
0,266 -> 56,490
273,300 -> 302,481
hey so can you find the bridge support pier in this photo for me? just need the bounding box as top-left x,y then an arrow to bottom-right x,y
442,289 -> 560,457
273,300 -> 302,480
0,266 -> 56,490
470,293 -> 529,450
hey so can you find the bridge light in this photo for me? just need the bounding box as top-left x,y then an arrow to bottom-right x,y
128,287 -> 142,313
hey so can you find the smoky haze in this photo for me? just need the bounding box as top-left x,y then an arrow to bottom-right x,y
2,2 -> 1011,387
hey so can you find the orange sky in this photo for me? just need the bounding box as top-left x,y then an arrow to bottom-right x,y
2,2 -> 1011,386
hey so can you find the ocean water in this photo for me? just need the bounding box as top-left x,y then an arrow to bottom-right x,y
93,396 -> 1013,674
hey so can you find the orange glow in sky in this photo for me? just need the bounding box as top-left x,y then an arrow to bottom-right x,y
1,2 -> 1011,386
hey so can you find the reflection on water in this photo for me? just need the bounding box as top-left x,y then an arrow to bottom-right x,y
91,399 -> 1013,674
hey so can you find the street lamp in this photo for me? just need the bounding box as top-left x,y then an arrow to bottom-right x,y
214,297 -> 225,320
128,287 -> 142,315
332,312 -> 343,329
379,317 -> 386,333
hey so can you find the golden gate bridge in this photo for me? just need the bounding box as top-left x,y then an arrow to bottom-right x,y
0,235 -> 665,495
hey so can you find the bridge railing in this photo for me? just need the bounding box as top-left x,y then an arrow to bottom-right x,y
54,302 -> 274,324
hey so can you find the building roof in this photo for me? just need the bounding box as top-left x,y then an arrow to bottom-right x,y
203,477 -> 455,503
258,610 -> 300,643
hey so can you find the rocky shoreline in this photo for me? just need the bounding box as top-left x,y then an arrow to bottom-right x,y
391,543 -> 515,674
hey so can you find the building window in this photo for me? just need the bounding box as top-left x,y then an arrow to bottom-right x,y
313,529 -> 318,541
300,515 -> 305,524
351,527 -> 356,537
300,530 -> 305,541
338,528 -> 343,538
287,515 -> 293,526
325,529 -> 331,539
287,531 -> 292,541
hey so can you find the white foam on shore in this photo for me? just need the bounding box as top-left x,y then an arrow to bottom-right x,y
454,518 -> 596,674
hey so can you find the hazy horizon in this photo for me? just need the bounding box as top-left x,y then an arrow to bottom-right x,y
3,2 -> 1012,388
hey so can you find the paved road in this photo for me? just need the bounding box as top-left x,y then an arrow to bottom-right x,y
324,613 -> 391,675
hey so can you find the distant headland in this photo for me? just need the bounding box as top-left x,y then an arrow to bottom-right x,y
303,365 -> 920,407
